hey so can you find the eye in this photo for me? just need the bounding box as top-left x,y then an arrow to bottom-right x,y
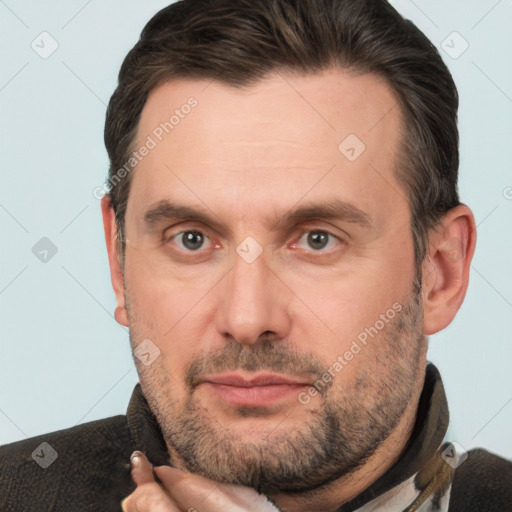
170,230 -> 213,251
294,230 -> 341,251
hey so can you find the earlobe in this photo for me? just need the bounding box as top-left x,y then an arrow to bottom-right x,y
422,205 -> 476,335
101,195 -> 129,327
114,304 -> 129,326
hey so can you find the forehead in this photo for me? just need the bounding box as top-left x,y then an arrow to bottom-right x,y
137,68 -> 401,153
128,68 -> 406,230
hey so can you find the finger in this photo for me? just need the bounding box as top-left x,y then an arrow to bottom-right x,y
130,451 -> 155,486
154,466 -> 277,512
121,482 -> 180,512
154,466 -> 218,511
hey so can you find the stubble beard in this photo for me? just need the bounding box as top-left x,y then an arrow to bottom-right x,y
127,277 -> 425,495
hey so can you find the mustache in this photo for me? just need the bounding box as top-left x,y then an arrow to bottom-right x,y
184,339 -> 329,390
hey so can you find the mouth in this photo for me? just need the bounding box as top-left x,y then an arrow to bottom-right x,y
196,372 -> 312,407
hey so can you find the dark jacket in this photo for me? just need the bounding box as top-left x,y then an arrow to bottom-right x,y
1,364 -> 511,511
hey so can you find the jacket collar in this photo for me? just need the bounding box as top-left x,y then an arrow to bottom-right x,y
126,384 -> 171,467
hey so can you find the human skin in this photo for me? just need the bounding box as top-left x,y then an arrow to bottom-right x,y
103,68 -> 476,511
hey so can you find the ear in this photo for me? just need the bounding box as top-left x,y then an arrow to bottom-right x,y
101,195 -> 129,327
421,204 -> 476,335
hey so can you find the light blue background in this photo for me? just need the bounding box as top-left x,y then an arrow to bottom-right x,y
1,0 -> 511,460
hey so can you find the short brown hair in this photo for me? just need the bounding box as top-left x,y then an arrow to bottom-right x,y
104,0 -> 460,269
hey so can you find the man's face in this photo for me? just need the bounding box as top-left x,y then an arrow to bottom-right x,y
121,68 -> 427,493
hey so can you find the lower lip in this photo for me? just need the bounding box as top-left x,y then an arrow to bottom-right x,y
202,382 -> 309,407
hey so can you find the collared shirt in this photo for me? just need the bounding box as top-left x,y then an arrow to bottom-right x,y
1,363 -> 511,511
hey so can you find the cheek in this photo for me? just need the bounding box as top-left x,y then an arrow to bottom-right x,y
125,248 -> 211,331
289,268 -> 405,338
284,258 -> 413,376
124,256 -> 222,382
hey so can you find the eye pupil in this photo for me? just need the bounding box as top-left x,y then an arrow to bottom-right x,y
308,231 -> 328,250
182,231 -> 204,250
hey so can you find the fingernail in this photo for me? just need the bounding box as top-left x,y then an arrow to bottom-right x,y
130,450 -> 143,467
120,497 -> 128,511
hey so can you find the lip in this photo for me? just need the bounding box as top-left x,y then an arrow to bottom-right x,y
197,372 -> 312,407
199,372 -> 311,387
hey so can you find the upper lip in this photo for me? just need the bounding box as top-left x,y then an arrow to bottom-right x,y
198,372 -> 311,387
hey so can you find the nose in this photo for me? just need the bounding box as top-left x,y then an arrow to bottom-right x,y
214,244 -> 292,346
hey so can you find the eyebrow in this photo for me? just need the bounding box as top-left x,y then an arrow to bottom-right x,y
142,198 -> 374,235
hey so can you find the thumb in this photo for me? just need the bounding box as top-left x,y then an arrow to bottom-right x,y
130,451 -> 156,486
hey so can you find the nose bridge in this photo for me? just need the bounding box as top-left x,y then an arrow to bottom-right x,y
215,242 -> 290,345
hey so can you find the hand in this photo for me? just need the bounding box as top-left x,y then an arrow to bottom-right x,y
121,451 -> 280,512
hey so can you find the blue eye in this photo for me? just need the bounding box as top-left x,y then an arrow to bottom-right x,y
171,230 -> 211,251
296,230 -> 339,251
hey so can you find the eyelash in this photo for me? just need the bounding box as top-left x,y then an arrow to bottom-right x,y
165,228 -> 345,256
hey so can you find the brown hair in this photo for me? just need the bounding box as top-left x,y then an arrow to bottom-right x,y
104,0 -> 460,269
